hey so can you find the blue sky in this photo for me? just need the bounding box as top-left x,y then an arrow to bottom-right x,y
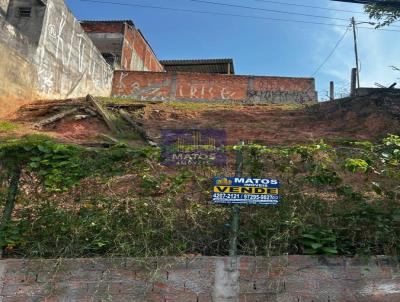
67,0 -> 400,100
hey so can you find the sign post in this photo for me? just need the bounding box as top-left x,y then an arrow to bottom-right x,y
212,141 -> 280,257
229,140 -> 244,257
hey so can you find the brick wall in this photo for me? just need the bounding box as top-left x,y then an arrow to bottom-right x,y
123,25 -> 164,72
80,22 -> 124,33
0,256 -> 399,301
112,71 -> 317,104
80,21 -> 163,72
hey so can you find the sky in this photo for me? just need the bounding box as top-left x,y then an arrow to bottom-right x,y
66,0 -> 400,100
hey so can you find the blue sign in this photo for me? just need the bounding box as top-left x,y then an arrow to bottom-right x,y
212,177 -> 280,205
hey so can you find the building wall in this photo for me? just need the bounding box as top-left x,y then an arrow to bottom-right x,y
123,24 -> 164,72
6,0 -> 46,44
80,21 -> 164,72
112,71 -> 317,104
81,21 -> 124,33
0,15 -> 38,117
0,0 -> 9,16
0,0 -> 114,117
80,21 -> 125,69
36,0 -> 113,98
0,256 -> 399,301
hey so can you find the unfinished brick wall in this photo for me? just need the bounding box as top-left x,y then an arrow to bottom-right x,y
123,25 -> 164,72
80,22 -> 124,33
80,21 -> 164,72
112,71 -> 317,104
0,256 -> 398,301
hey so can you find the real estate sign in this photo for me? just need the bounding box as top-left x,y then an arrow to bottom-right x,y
212,177 -> 280,205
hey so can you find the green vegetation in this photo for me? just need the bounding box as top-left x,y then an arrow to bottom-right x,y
0,134 -> 399,258
97,96 -> 142,104
0,121 -> 18,132
365,2 -> 400,28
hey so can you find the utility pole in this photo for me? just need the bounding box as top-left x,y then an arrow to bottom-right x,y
351,68 -> 357,97
351,17 -> 360,89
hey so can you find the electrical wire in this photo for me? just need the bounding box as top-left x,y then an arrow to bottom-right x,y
311,26 -> 351,76
247,0 -> 365,14
79,0 -> 400,32
183,0 -> 400,28
185,0 -> 355,22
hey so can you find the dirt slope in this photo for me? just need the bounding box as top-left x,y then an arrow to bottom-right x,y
5,91 -> 400,146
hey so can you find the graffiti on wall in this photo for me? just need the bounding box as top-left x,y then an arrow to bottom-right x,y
115,73 -> 171,101
37,0 -> 112,97
114,72 -> 317,104
247,90 -> 314,104
116,78 -> 238,101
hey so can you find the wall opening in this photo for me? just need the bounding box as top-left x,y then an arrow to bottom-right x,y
18,6 -> 31,17
102,52 -> 117,68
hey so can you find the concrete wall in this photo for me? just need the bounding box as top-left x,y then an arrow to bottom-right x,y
0,256 -> 399,301
0,0 -> 9,16
112,71 -> 317,104
0,15 -> 38,117
6,0 -> 46,44
355,87 -> 400,97
0,0 -> 113,117
36,0 -> 113,98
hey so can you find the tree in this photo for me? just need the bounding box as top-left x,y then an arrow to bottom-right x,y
365,2 -> 400,27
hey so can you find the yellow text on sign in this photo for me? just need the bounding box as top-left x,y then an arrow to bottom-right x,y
213,186 -> 279,195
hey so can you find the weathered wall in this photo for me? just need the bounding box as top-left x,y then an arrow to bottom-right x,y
112,71 -> 317,104
355,87 -> 400,97
0,15 -> 38,117
36,0 -> 113,98
0,256 -> 399,301
0,0 -> 9,16
0,0 -> 113,117
6,0 -> 46,43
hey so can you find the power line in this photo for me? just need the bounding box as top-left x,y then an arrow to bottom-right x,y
311,26 -> 351,76
79,0 -> 400,32
183,0 -> 400,28
184,0 -> 355,22
247,0 -> 365,14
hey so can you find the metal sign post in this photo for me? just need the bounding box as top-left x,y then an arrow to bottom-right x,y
229,140 -> 244,257
212,141 -> 280,257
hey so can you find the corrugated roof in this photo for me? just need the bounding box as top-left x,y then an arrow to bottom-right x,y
160,59 -> 235,74
79,20 -> 135,27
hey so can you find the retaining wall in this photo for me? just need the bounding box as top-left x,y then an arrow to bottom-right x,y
0,256 -> 399,301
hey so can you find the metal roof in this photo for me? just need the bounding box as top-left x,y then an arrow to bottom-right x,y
160,59 -> 235,74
